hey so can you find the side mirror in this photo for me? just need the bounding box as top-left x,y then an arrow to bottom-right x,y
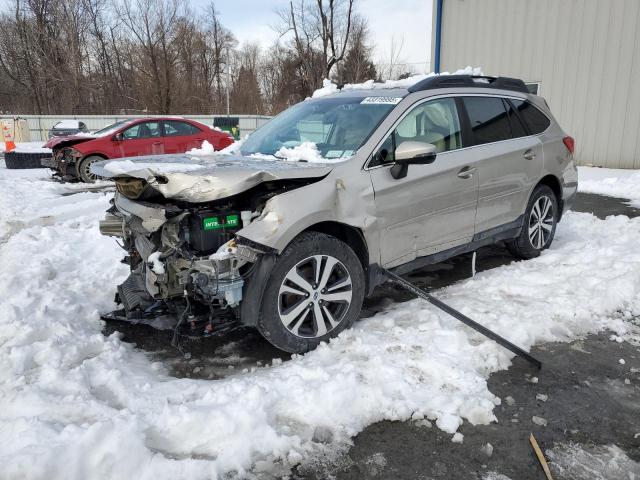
390,141 -> 437,179
112,132 -> 124,142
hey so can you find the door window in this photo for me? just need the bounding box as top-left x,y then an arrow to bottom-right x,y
504,99 -> 528,138
462,97 -> 512,145
163,121 -> 201,137
510,100 -> 551,134
122,121 -> 161,139
371,97 -> 461,166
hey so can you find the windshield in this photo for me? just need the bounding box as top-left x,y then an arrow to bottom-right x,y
240,96 -> 399,161
93,120 -> 133,137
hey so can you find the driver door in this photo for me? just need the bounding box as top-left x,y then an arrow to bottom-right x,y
368,97 -> 480,267
115,121 -> 164,157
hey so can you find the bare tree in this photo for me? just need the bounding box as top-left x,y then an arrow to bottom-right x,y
276,0 -> 356,95
0,0 -> 374,116
333,16 -> 376,85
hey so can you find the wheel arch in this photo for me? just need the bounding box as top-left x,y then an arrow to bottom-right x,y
81,152 -> 109,161
534,174 -> 563,219
238,221 -> 370,328
302,221 -> 370,276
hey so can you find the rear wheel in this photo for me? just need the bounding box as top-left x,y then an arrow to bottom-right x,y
507,185 -> 558,259
257,232 -> 365,353
77,155 -> 103,183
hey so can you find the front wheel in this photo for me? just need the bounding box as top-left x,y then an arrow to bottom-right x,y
507,185 -> 558,259
257,232 -> 365,353
77,155 -> 104,183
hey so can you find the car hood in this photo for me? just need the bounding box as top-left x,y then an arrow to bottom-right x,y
45,134 -> 98,149
92,153 -> 335,203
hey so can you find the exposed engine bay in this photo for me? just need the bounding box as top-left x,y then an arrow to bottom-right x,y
99,177 -> 302,339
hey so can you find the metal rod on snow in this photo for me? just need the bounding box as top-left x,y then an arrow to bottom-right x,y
383,269 -> 542,369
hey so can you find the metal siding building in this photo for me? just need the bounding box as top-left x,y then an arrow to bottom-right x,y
432,0 -> 640,169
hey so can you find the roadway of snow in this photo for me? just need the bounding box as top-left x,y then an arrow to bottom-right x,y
578,166 -> 640,207
0,163 -> 639,479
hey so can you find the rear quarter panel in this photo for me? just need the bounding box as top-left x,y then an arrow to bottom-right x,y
538,117 -> 578,215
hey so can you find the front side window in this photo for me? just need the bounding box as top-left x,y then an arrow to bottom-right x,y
123,121 -> 161,140
240,96 -> 397,160
463,97 -> 512,145
164,121 -> 201,137
371,97 -> 461,166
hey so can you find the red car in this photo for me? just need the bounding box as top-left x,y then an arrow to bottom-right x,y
42,117 -> 234,182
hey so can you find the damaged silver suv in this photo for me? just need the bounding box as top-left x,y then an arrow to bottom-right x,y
95,75 -> 577,353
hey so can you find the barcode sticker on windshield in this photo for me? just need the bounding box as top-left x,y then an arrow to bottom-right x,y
361,96 -> 403,105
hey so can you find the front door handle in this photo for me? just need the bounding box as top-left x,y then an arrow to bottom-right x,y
457,166 -> 477,179
523,149 -> 536,160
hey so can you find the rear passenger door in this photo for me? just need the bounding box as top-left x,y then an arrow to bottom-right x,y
461,96 -> 542,234
162,120 -> 205,153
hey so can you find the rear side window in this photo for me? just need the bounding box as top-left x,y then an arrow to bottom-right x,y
163,121 -> 201,136
510,100 -> 551,134
462,97 -> 511,145
504,100 -> 528,138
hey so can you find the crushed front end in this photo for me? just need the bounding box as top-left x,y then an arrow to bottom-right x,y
43,146 -> 83,181
99,181 -> 264,338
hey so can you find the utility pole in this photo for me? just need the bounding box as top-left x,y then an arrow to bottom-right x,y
226,47 -> 231,117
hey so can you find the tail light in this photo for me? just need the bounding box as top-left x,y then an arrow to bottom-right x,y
563,136 -> 575,154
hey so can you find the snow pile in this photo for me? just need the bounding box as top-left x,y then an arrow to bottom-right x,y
0,141 -> 51,154
312,66 -> 483,98
1,164 -> 640,478
578,166 -> 640,207
275,142 -> 325,163
103,159 -> 205,174
312,78 -> 340,98
187,137 -> 244,156
187,140 -> 216,155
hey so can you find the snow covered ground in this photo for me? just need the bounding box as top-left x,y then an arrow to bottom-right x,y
578,166 -> 640,207
0,163 -> 639,479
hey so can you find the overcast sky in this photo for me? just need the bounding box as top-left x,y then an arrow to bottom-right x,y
195,0 -> 434,73
0,0 -> 433,73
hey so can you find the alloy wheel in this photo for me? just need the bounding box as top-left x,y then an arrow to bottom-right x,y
278,255 -> 353,338
528,195 -> 554,249
82,159 -> 98,182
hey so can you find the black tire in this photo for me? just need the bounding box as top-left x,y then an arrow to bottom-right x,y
506,185 -> 558,259
4,151 -> 48,169
257,232 -> 365,354
77,155 -> 103,183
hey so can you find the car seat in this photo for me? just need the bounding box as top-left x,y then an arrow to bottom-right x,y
138,124 -> 151,138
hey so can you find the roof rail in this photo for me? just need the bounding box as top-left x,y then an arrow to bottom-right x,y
407,75 -> 529,94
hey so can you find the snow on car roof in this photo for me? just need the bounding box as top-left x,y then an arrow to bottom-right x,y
53,120 -> 82,129
311,66 -> 483,98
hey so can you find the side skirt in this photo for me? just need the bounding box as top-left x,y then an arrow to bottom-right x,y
367,215 -> 524,294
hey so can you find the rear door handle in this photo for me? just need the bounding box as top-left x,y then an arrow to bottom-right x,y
457,166 -> 477,179
523,149 -> 536,160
